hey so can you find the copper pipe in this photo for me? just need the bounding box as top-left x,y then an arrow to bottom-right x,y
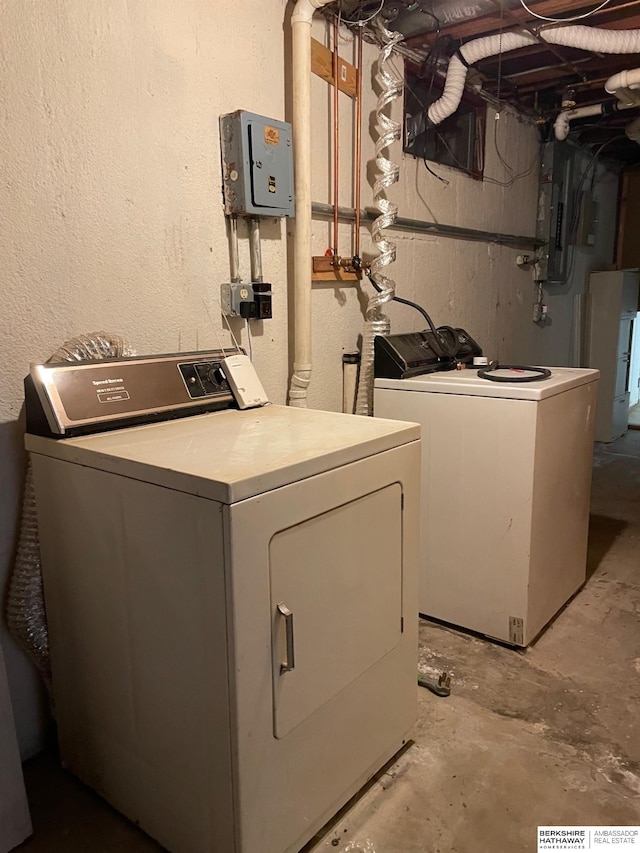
333,16 -> 340,260
354,28 -> 363,262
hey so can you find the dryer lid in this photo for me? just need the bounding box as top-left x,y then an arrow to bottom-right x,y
26,405 -> 420,503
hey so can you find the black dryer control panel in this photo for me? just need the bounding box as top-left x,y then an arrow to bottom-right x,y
179,361 -> 229,398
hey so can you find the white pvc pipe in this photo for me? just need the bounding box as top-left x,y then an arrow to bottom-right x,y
605,67 -> 640,94
288,0 -> 333,407
428,26 -> 640,127
554,101 -> 635,140
342,354 -> 359,414
626,116 -> 640,143
554,103 -> 606,141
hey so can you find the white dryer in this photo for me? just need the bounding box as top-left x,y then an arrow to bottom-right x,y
26,351 -> 420,853
375,366 -> 599,646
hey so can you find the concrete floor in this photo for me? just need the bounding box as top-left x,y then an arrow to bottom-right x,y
16,432 -> 640,853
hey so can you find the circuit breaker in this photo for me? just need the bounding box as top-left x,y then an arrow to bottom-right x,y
220,111 -> 294,217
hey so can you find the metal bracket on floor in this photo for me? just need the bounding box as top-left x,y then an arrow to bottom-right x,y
418,671 -> 452,697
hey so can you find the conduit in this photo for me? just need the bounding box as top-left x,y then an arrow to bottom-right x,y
311,201 -> 541,249
428,26 -> 640,127
288,0 -> 334,408
355,20 -> 404,417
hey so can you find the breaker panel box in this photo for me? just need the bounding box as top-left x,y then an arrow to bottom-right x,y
535,141 -> 573,285
220,111 -> 294,218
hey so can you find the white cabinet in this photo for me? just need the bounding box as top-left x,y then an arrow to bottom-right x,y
587,270 -> 640,442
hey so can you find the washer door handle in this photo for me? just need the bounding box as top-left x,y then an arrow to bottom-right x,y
277,602 -> 295,673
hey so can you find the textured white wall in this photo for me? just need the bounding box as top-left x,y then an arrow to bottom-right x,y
0,0 -> 294,758
0,1 -> 545,757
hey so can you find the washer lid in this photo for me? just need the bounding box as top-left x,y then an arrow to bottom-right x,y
26,405 -> 420,504
374,366 -> 600,401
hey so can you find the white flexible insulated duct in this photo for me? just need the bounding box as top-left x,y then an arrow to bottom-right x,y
543,25 -> 640,54
6,332 -> 134,695
428,31 -> 536,125
428,26 -> 640,127
355,20 -> 404,417
288,0 -> 334,408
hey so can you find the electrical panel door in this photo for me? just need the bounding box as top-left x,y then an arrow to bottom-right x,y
220,110 -> 294,218
247,119 -> 293,212
535,141 -> 573,285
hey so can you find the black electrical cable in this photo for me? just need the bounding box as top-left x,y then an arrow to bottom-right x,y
365,271 -> 459,358
477,364 -> 552,382
423,157 -> 449,185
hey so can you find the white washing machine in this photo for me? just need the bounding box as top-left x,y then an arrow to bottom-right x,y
25,351 -> 420,853
374,366 -> 599,646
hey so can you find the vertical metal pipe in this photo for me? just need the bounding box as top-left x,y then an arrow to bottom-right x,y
228,215 -> 241,283
249,217 -> 263,282
333,16 -> 340,259
354,28 -> 363,261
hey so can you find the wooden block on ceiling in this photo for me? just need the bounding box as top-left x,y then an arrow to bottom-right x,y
311,37 -> 357,99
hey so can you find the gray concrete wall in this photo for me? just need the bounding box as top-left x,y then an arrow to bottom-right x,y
507,157 -> 620,367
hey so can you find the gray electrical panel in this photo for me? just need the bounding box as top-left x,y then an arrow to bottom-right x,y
219,110 -> 294,218
535,141 -> 574,285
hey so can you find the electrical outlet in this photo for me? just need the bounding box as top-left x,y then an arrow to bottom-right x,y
532,303 -> 548,324
221,283 -> 254,317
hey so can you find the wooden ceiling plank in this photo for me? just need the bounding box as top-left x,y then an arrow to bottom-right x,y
479,47 -> 589,75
